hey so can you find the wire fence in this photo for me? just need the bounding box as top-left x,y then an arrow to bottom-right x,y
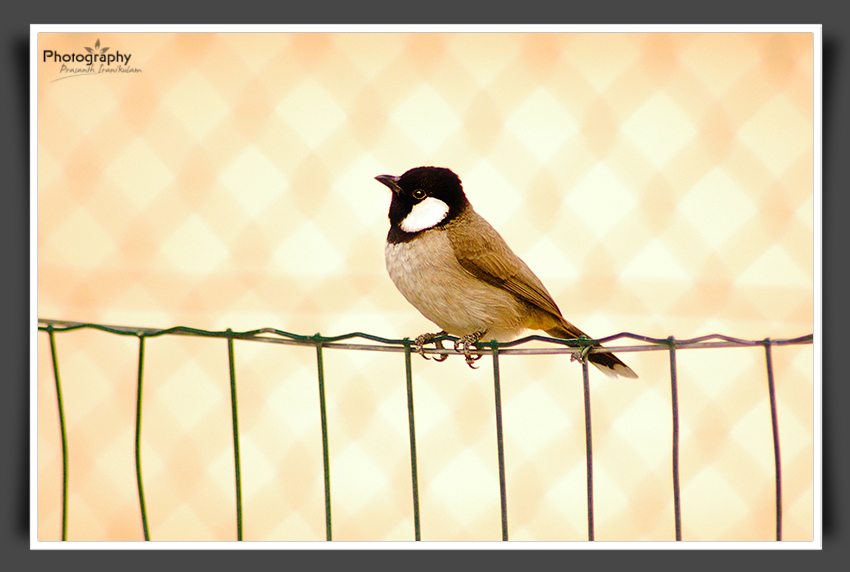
37,318 -> 813,542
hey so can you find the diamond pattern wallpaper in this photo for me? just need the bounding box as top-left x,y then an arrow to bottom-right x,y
36,31 -> 814,542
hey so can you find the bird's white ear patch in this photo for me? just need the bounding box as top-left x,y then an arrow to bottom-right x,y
400,197 -> 450,233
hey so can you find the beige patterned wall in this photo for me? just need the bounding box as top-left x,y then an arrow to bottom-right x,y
37,31 -> 814,542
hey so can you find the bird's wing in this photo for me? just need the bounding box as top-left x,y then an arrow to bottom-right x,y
447,209 -> 564,319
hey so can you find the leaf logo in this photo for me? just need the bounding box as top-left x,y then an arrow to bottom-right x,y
84,39 -> 110,58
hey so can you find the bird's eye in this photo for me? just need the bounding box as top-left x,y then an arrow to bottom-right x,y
411,188 -> 427,201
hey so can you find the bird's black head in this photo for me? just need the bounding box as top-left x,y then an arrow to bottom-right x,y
375,166 -> 470,242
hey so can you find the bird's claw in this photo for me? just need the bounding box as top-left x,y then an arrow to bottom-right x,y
454,330 -> 487,369
413,331 -> 449,362
413,329 -> 487,367
570,339 -> 593,364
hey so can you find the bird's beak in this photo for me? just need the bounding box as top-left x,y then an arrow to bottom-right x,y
375,174 -> 402,194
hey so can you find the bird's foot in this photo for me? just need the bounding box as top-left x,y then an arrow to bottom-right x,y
569,336 -> 593,364
454,329 -> 487,368
413,331 -> 449,362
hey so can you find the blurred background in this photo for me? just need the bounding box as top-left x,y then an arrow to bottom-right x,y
36,31 -> 814,541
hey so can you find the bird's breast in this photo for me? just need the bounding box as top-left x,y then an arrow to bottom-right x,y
384,230 -> 527,340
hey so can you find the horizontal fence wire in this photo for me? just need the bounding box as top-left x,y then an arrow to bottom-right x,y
37,319 -> 813,355
38,318 -> 813,542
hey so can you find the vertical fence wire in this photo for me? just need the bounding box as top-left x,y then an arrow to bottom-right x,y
581,360 -> 594,541
402,342 -> 422,541
134,335 -> 150,541
667,337 -> 683,541
46,326 -> 68,541
226,332 -> 244,541
490,343 -> 509,541
315,341 -> 332,541
763,339 -> 783,541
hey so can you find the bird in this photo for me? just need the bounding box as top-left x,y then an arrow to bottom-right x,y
375,166 -> 637,379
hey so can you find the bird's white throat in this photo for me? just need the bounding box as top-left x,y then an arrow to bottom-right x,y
400,197 -> 450,233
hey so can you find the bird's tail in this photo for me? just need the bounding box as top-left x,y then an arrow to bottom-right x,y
546,323 -> 638,379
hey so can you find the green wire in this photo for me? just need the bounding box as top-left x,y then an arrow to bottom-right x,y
315,342 -> 332,540
38,321 -> 811,542
227,332 -> 244,541
47,327 -> 68,541
491,342 -> 508,541
667,337 -> 682,541
763,340 -> 782,541
403,341 -> 421,540
581,360 -> 594,541
135,335 -> 150,540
